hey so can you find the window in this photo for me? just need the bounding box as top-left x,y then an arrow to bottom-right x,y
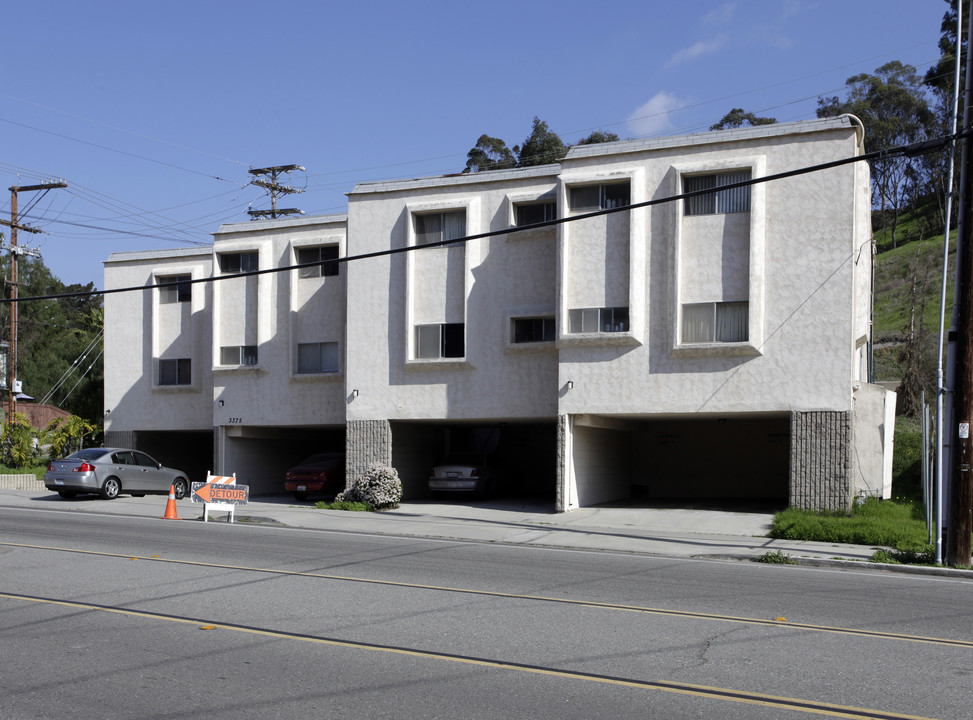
219,251 -> 259,274
683,171 -> 751,215
297,342 -> 339,373
682,302 -> 748,343
159,358 -> 191,386
415,323 -> 464,359
158,275 -> 191,304
415,211 -> 466,245
515,201 -> 556,226
220,345 -> 258,366
296,246 -> 339,278
568,307 -> 629,334
512,317 -> 555,343
569,182 -> 630,212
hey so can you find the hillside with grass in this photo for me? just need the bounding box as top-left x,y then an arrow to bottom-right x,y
871,212 -> 955,409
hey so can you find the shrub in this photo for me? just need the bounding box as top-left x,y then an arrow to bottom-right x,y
315,500 -> 373,512
46,415 -> 96,460
0,413 -> 42,468
336,462 -> 403,510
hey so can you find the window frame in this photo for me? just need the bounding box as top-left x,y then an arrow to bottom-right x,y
218,251 -> 259,274
511,316 -> 556,344
297,341 -> 340,374
568,306 -> 630,334
681,301 -> 749,344
682,170 -> 752,216
415,323 -> 465,359
219,345 -> 259,366
414,210 -> 467,246
514,201 -> 557,227
158,274 -> 191,304
296,245 -> 339,279
568,182 -> 631,213
158,358 -> 191,386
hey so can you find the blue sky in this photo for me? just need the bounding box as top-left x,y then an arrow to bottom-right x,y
0,0 -> 950,289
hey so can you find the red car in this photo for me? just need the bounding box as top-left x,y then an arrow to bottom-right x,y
284,453 -> 345,501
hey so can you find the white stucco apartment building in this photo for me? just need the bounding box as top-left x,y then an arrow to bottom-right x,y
103,116 -> 895,512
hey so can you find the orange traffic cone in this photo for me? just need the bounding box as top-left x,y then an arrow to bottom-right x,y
161,484 -> 180,520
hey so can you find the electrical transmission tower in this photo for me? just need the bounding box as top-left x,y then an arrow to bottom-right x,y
247,165 -> 305,220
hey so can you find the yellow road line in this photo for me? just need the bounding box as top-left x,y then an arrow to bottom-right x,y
0,590 -> 937,720
1,540 -> 969,650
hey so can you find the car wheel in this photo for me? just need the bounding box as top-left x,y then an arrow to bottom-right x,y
173,478 -> 188,500
293,492 -> 308,501
57,490 -> 77,499
101,477 -> 121,500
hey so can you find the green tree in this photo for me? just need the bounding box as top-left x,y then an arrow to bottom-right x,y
516,117 -> 567,167
464,134 -> 516,173
577,130 -> 620,145
710,108 -> 776,130
817,61 -> 935,248
0,256 -> 103,427
46,414 -> 96,458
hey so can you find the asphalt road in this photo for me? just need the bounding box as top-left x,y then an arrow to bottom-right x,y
1,507 -> 970,719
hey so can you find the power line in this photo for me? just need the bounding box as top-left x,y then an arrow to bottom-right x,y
1,126 -> 962,307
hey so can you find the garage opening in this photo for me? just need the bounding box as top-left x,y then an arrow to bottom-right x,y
570,415 -> 789,509
134,430 -> 213,487
220,426 -> 345,496
390,421 -> 556,502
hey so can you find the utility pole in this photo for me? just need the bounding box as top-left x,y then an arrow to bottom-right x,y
1,181 -> 67,424
948,13 -> 973,567
247,165 -> 305,220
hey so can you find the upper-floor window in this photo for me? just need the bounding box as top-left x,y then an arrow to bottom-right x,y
568,307 -> 629,334
415,210 -> 466,245
220,345 -> 258,366
297,342 -> 339,373
158,275 -> 191,304
415,323 -> 464,359
159,358 -> 191,386
296,246 -> 339,278
683,171 -> 751,215
569,182 -> 630,213
219,251 -> 259,274
682,301 -> 748,343
515,201 -> 557,226
512,317 -> 555,343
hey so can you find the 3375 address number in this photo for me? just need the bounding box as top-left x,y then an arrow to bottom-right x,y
228,417 -> 244,424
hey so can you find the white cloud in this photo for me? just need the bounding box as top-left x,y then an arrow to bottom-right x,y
627,92 -> 685,137
702,1 -> 737,26
664,35 -> 727,69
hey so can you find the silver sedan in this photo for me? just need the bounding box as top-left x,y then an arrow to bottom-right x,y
44,448 -> 190,500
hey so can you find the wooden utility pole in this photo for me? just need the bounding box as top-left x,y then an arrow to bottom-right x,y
247,165 -> 305,220
948,14 -> 973,567
1,181 -> 67,423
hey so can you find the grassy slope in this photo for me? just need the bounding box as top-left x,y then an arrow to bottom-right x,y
871,215 -> 955,382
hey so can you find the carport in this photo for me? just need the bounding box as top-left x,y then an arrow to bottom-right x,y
563,414 -> 790,510
390,420 -> 557,502
133,430 -> 213,488
216,425 -> 345,495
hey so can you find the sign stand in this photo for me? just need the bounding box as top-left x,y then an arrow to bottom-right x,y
191,472 -> 248,523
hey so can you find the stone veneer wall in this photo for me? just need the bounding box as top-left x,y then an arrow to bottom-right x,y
789,410 -> 851,511
346,419 -> 392,490
556,414 -> 568,513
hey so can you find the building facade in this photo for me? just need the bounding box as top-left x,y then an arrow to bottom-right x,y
104,116 -> 895,512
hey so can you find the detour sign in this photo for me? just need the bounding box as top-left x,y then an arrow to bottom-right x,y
191,481 -> 249,505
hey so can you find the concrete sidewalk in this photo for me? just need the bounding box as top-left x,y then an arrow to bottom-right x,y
0,488 -> 889,565
4,488 -> 971,577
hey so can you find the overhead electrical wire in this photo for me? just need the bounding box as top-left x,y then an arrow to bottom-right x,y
2,126 -> 962,307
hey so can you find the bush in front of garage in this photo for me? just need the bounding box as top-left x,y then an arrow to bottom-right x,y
334,462 -> 403,510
